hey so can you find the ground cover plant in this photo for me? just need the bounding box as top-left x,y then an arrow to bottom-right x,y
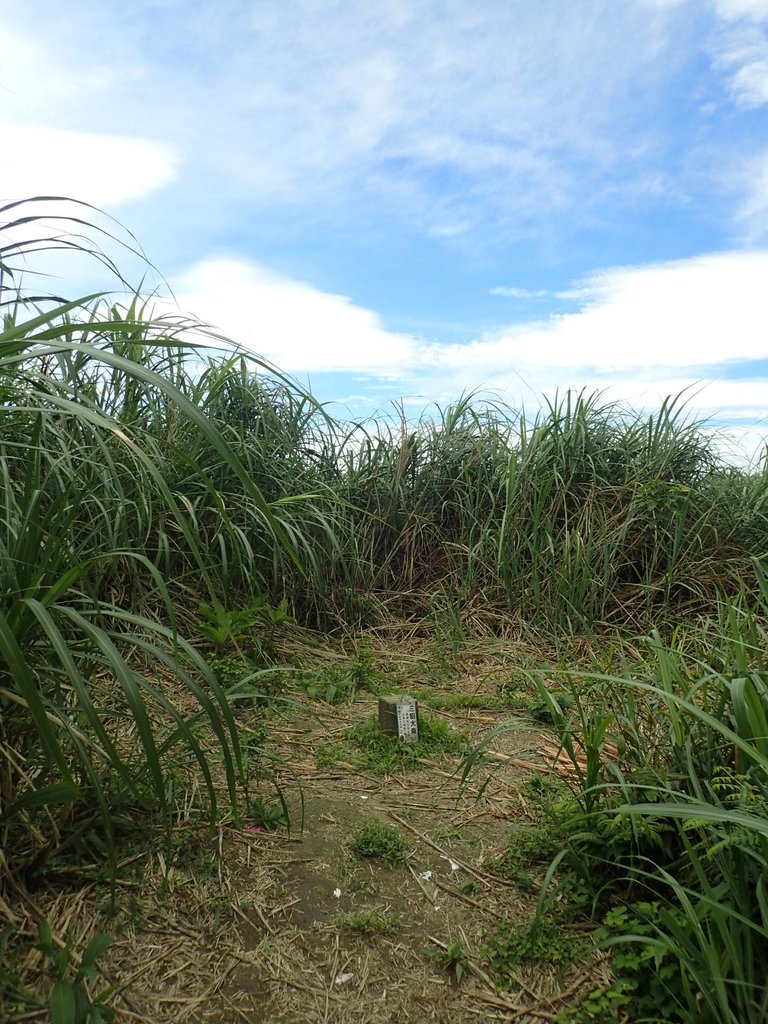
348,820 -> 410,864
2,198 -> 768,1022
317,712 -> 470,774
335,909 -> 402,937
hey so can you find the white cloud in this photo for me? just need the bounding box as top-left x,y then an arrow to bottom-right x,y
435,252 -> 768,375
0,26 -> 119,110
711,0 -> 768,109
170,250 -> 768,451
705,423 -> 768,464
713,26 -> 768,106
0,125 -> 177,207
553,376 -> 768,425
171,258 -> 418,374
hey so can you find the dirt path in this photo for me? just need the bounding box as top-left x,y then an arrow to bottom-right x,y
4,652 -> 609,1024
201,698 -> 602,1023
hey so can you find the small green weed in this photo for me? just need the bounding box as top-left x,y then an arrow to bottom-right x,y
35,920 -> 116,1023
519,773 -> 570,804
525,689 -> 574,723
315,741 -> 351,768
582,902 -> 687,1024
197,599 -> 264,651
335,909 -> 401,936
297,668 -> 358,705
435,825 -> 463,841
485,824 -> 559,892
458,879 -> 479,895
208,655 -> 288,705
555,980 -> 637,1024
296,644 -> 384,704
249,797 -> 289,831
345,641 -> 384,691
0,930 -> 37,1017
166,828 -> 214,873
492,678 -> 574,719
197,595 -> 294,661
430,592 -> 468,653
431,940 -> 472,984
207,652 -> 254,688
348,821 -> 409,865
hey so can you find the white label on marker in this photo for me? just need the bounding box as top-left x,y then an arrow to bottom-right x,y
396,699 -> 419,743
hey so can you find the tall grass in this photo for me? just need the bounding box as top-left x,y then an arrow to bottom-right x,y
522,571 -> 768,1023
0,202 -> 311,883
3,197 -> 768,927
315,390 -> 765,630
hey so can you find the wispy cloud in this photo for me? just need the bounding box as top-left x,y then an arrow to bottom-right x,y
0,1 -> 702,237
713,27 -> 768,107
733,149 -> 768,237
2,1 -> 765,247
715,0 -> 768,23
490,287 -> 550,299
0,24 -> 119,110
711,0 -> 768,108
729,56 -> 768,104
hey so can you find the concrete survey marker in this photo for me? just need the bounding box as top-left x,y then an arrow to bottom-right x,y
378,694 -> 420,743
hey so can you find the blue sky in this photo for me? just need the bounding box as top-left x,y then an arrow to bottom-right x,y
2,0 -> 768,459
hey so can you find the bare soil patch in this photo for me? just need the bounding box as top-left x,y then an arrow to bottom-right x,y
3,642 -> 610,1024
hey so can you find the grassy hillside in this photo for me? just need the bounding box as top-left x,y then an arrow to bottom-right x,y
2,201 -> 767,1023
